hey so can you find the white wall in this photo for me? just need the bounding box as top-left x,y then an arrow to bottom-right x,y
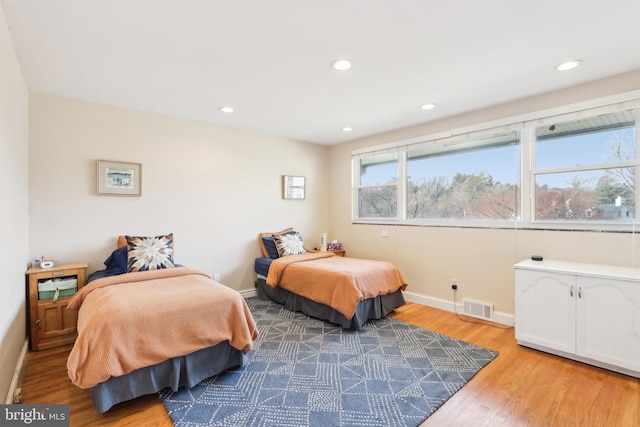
29,94 -> 329,291
328,70 -> 640,316
0,1 -> 29,403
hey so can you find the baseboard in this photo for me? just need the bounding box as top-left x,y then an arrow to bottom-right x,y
240,287 -> 514,326
239,288 -> 258,299
402,291 -> 515,327
5,339 -> 28,404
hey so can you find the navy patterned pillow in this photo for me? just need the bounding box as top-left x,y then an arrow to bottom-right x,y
273,232 -> 307,257
126,233 -> 175,272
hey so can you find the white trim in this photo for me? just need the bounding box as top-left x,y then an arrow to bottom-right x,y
402,291 -> 515,327
5,339 -> 28,404
353,89 -> 640,155
352,131 -> 451,155
239,288 -> 258,299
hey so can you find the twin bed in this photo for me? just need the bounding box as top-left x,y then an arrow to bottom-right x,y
67,230 -> 407,413
254,228 -> 408,329
66,235 -> 258,413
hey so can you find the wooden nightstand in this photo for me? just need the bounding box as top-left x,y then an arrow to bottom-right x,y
310,248 -> 346,257
25,262 -> 87,351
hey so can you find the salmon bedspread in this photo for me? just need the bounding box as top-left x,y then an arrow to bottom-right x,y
266,252 -> 407,319
66,267 -> 258,389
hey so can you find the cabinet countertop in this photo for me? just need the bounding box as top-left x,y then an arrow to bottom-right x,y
514,259 -> 640,281
26,262 -> 88,275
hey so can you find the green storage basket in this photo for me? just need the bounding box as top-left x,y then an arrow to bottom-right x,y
37,277 -> 78,301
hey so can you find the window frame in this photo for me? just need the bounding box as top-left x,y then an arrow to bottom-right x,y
524,109 -> 639,231
352,149 -> 401,222
352,91 -> 640,232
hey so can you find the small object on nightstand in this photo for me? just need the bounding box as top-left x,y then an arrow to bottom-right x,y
531,255 -> 543,261
327,241 -> 342,251
320,233 -> 327,251
309,247 -> 346,257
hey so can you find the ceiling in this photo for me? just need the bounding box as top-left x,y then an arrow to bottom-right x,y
3,0 -> 640,145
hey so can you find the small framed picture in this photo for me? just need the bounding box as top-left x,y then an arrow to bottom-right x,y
97,160 -> 142,196
282,175 -> 305,200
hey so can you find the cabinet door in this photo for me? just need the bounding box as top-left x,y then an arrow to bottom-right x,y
515,269 -> 576,353
577,276 -> 640,372
37,300 -> 78,339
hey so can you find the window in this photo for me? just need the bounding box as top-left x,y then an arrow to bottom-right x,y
353,98 -> 640,231
407,133 -> 520,221
354,151 -> 398,219
533,110 -> 635,223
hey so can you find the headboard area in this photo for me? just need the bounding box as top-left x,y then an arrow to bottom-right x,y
258,228 -> 293,258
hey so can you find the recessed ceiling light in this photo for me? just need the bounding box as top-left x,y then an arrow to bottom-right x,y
331,59 -> 353,71
421,103 -> 437,110
556,60 -> 582,71
219,106 -> 234,113
342,127 -> 353,132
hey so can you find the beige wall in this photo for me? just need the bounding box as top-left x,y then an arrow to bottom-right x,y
28,94 -> 329,291
328,70 -> 640,317
0,2 -> 29,403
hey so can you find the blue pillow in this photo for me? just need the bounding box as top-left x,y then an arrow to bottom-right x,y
103,246 -> 128,274
261,236 -> 281,259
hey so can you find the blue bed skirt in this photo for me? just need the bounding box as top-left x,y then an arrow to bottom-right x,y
255,277 -> 405,329
90,340 -> 246,413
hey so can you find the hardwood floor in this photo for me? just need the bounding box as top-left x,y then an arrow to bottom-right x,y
20,302 -> 639,426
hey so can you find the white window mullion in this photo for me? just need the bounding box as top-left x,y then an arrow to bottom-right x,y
351,156 -> 360,221
521,128 -> 534,225
397,150 -> 407,221
635,108 -> 640,228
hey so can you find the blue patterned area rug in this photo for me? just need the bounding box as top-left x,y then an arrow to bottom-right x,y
159,297 -> 498,426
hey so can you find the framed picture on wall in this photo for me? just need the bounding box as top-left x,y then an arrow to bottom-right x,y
97,160 -> 142,196
282,175 -> 305,199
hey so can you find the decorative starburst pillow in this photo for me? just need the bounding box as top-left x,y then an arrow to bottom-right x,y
273,232 -> 307,257
126,233 -> 175,272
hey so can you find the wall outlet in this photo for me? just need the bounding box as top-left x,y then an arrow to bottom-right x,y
381,230 -> 389,237
451,279 -> 458,290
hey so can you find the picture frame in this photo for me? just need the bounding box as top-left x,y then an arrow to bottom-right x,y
97,160 -> 142,196
282,175 -> 305,200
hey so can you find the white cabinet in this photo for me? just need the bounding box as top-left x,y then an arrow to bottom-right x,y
514,259 -> 640,378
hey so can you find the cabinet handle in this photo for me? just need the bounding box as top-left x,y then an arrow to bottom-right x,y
570,286 -> 574,297
36,318 -> 41,327
578,287 -> 583,298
